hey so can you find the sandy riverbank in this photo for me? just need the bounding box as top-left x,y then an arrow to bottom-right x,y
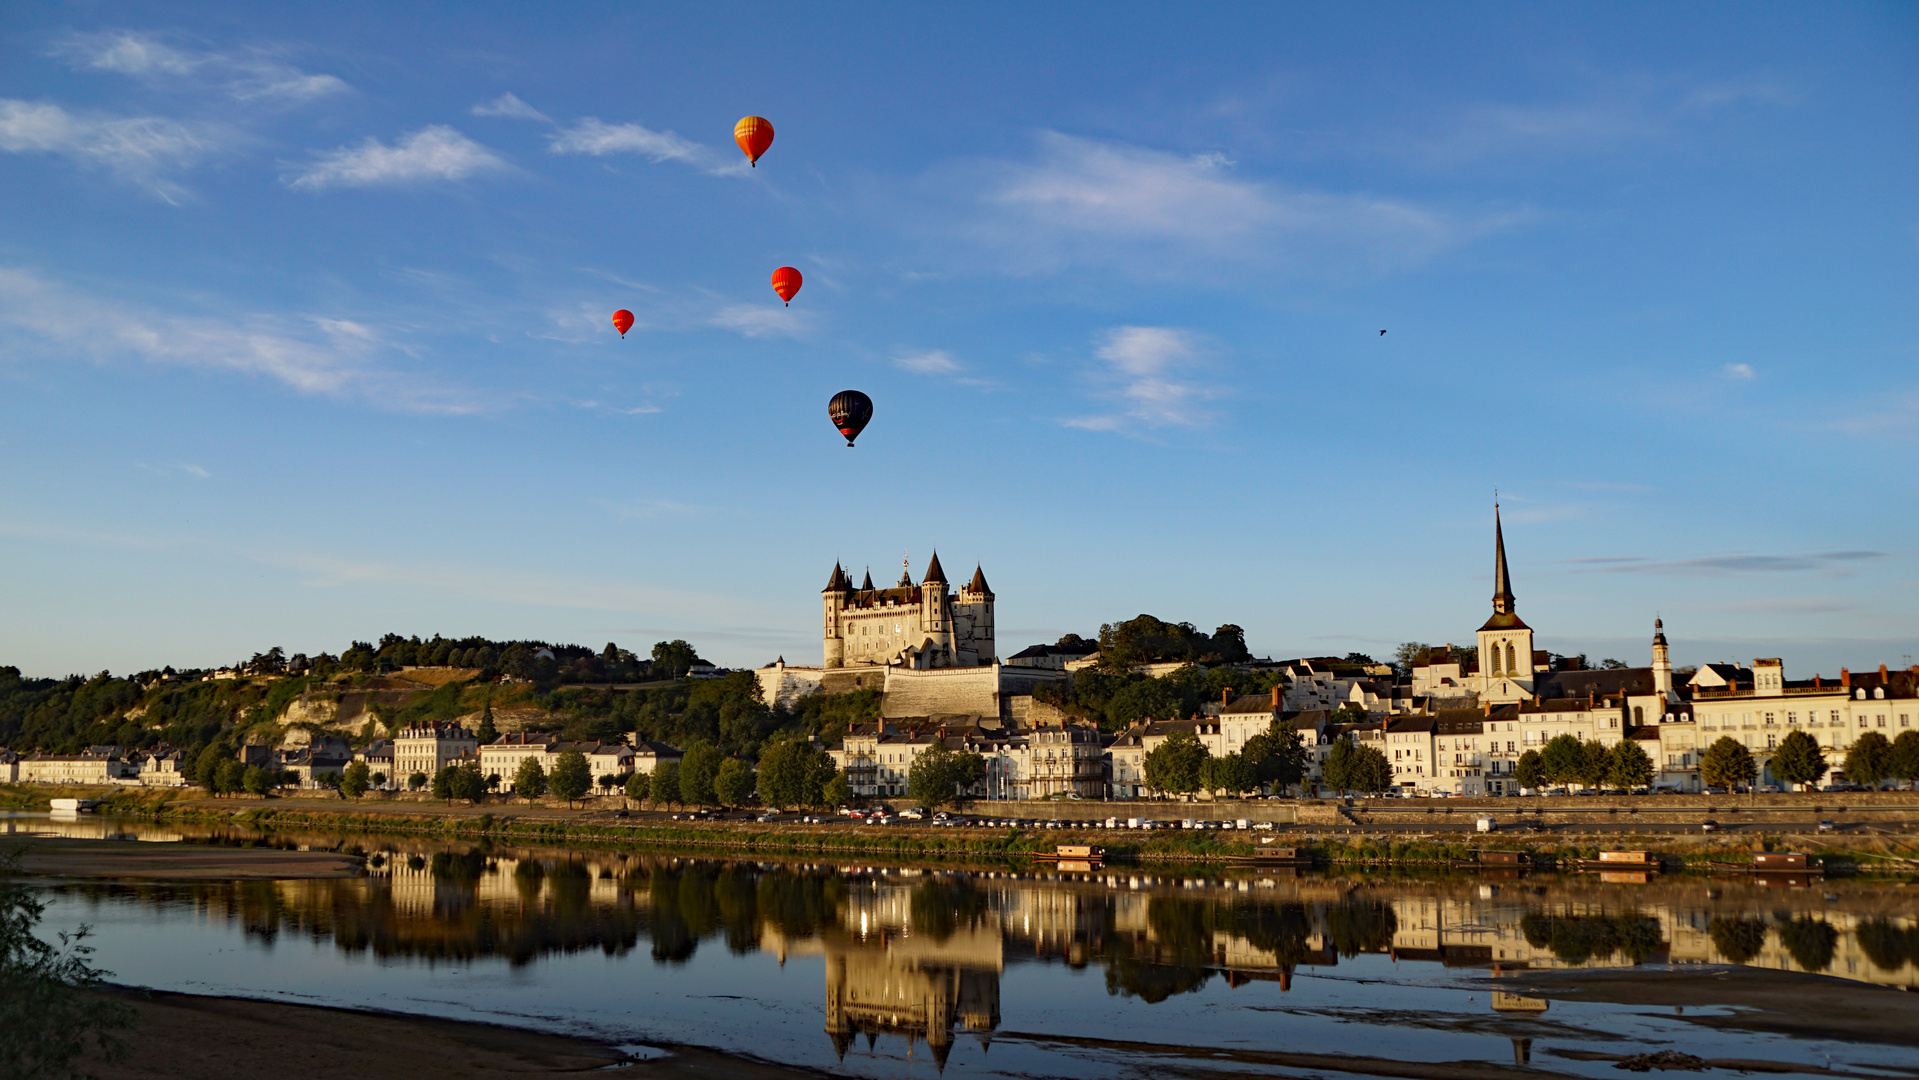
78,988 -> 825,1080
1484,965 -> 1919,1049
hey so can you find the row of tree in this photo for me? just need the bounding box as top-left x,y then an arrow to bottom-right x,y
1139,721 -> 1314,797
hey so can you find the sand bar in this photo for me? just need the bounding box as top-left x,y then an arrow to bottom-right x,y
12,836 -> 363,880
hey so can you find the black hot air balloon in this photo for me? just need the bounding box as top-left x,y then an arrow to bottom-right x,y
828,390 -> 873,447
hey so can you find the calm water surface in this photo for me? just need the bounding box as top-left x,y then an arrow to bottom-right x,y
12,814 -> 1919,1079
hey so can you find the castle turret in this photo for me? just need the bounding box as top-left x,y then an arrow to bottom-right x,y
919,552 -> 954,665
957,565 -> 996,666
823,562 -> 852,669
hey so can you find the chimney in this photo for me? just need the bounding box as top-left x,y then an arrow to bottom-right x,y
1814,675 -> 1821,688
1880,664 -> 1889,681
1271,685 -> 1281,709
1533,694 -> 1541,706
1841,668 -> 1851,687
1223,687 -> 1233,707
1483,700 -> 1493,716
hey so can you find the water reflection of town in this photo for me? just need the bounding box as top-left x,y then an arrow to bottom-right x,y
26,818 -> 1919,1064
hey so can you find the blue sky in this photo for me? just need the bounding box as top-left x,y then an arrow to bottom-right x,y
1,3 -> 1914,680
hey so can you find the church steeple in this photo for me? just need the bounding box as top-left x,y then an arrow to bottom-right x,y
1491,504 -> 1515,616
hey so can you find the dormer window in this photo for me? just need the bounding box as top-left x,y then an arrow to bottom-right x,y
1874,688 -> 1885,699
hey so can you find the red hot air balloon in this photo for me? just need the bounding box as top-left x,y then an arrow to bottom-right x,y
828,390 -> 873,447
771,267 -> 802,306
611,309 -> 635,338
734,116 -> 773,166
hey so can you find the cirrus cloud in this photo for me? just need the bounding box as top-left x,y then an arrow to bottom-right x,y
0,98 -> 212,202
284,126 -> 506,191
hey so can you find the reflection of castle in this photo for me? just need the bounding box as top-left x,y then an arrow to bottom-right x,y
823,946 -> 999,1068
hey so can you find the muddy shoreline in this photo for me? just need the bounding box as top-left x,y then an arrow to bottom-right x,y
79,987 -> 828,1080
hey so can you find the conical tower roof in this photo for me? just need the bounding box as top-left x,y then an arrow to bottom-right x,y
824,562 -> 851,593
1492,506 -> 1515,614
860,568 -> 875,591
922,551 -> 947,585
967,564 -> 992,596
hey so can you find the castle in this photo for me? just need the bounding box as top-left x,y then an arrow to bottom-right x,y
823,553 -> 995,670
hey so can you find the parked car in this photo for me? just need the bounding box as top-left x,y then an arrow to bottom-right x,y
898,808 -> 924,821
1700,820 -> 1720,833
1251,821 -> 1276,831
1817,819 -> 1837,833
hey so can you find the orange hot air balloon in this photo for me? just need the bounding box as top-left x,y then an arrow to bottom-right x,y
611,309 -> 635,338
771,267 -> 802,306
734,116 -> 774,166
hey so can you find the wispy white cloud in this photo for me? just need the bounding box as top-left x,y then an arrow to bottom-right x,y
1065,326 -> 1217,433
135,461 -> 210,479
1415,77 -> 1795,165
546,117 -> 739,173
1723,362 -> 1756,380
0,99 -> 213,201
895,349 -> 961,376
0,266 -> 478,412
1568,550 -> 1888,575
709,304 -> 810,339
472,92 -> 550,123
1828,392 -> 1919,442
947,132 -> 1505,280
285,126 -> 506,191
57,30 -> 348,104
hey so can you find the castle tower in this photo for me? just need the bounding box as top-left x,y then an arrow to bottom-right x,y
1476,505 -> 1535,703
1651,618 -> 1673,699
919,552 -> 954,666
956,565 -> 996,667
823,562 -> 852,669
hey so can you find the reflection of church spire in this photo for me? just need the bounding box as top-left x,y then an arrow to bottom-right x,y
1492,504 -> 1516,616
830,1030 -> 852,1060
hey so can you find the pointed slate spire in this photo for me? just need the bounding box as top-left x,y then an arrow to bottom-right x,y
1491,506 -> 1515,615
824,562 -> 851,593
922,551 -> 947,585
967,564 -> 993,596
860,568 -> 875,591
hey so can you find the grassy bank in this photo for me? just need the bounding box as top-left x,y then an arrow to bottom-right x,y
9,784 -> 1915,871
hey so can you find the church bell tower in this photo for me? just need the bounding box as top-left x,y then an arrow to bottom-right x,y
1476,506 -> 1535,703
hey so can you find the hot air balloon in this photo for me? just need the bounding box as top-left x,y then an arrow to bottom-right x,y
734,116 -> 774,166
771,267 -> 802,306
611,309 -> 635,338
828,390 -> 873,447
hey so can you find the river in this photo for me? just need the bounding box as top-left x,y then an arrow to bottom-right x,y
10,813 -> 1918,1079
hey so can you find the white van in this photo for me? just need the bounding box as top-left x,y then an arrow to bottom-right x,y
1476,817 -> 1496,833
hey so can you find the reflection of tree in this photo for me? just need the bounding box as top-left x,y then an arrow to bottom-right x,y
429,849 -> 485,886
910,881 -> 990,944
1777,917 -> 1837,973
1708,917 -> 1768,964
1855,919 -> 1917,973
1222,900 -> 1314,967
1325,898 -> 1397,957
755,872 -> 844,940
1519,912 -> 1664,964
1100,897 -> 1214,1003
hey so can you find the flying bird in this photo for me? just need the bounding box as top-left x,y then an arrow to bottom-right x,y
1379,329 -> 1387,336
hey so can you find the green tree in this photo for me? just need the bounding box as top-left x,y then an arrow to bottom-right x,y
1243,721 -> 1309,795
216,758 -> 246,796
1209,752 -> 1259,796
549,749 -> 592,805
1769,730 -> 1828,790
1576,739 -> 1612,788
408,771 -> 429,791
714,758 -> 755,806
475,700 -> 498,744
1889,730 -> 1919,788
448,761 -> 485,803
1348,745 -> 1392,794
1514,749 -> 1547,790
624,771 -> 651,802
1607,739 -> 1655,790
680,745 -> 723,805
757,740 -> 825,809
0,850 -> 135,1079
650,640 -> 703,681
822,772 -> 851,808
908,743 -> 960,808
1322,736 -> 1358,793
511,757 -> 547,800
192,745 -> 227,791
1540,734 -> 1584,787
431,765 -> 459,801
1143,731 -> 1209,796
339,760 -> 371,799
651,760 -> 682,806
1700,737 -> 1756,790
1845,731 -> 1893,790
242,765 -> 271,797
